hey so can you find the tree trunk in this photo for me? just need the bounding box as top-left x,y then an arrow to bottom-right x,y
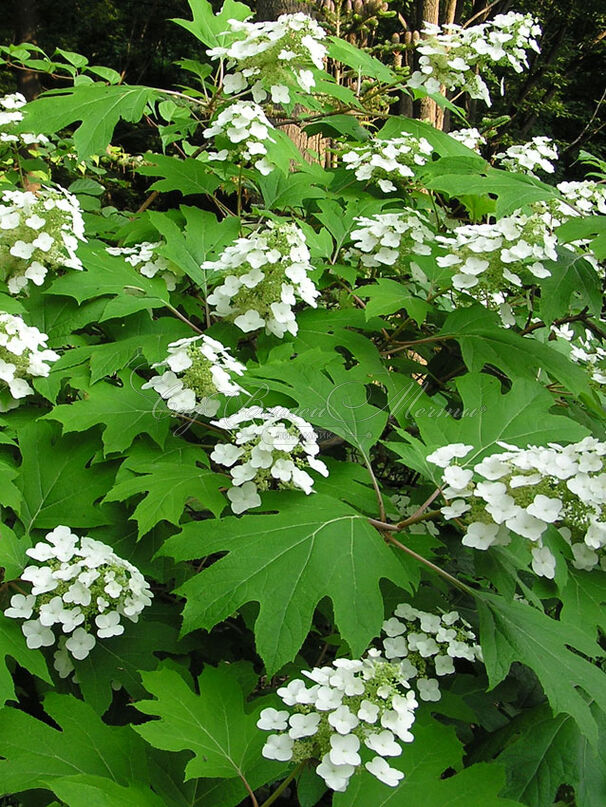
417,0 -> 440,126
15,0 -> 42,100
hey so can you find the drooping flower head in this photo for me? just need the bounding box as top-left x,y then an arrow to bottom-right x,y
258,654 -> 417,791
203,100 -> 277,175
428,437 -> 606,576
408,13 -> 541,107
208,13 -> 327,105
106,241 -> 178,290
375,602 -> 482,702
495,136 -> 558,176
205,220 -> 318,337
0,186 -> 85,294
341,134 -> 434,194
211,406 -> 329,513
4,526 -> 153,676
347,211 -> 435,270
0,312 -> 59,404
142,334 -> 246,417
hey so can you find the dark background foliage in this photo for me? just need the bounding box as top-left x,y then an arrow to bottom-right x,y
0,0 -> 604,166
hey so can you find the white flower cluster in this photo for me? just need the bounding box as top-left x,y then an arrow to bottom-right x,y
258,655 -> 417,790
208,13 -> 326,105
0,186 -> 85,294
495,136 -> 558,175
0,312 -> 59,402
375,603 -> 482,703
211,406 -> 328,513
106,241 -> 177,290
555,181 -> 606,217
204,220 -> 318,336
203,100 -> 276,175
448,127 -> 486,152
4,526 -> 153,674
0,92 -> 48,148
428,438 -> 606,576
347,211 -> 434,269
0,92 -> 26,126
435,208 -> 557,294
552,324 -> 606,386
409,13 -> 541,106
341,134 -> 434,193
142,334 -> 245,417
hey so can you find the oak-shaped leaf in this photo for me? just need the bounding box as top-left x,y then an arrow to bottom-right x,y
248,354 -> 388,456
496,702 -> 606,807
477,593 -> 606,744
46,775 -> 166,807
19,84 -> 157,158
386,372 -> 589,484
134,663 -> 282,793
0,692 -> 150,797
16,421 -> 115,531
160,493 -> 415,673
74,619 -> 180,715
0,617 -> 51,706
104,461 -> 226,537
440,306 -> 597,404
44,372 -> 170,454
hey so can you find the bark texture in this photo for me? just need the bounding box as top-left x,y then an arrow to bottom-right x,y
15,0 -> 42,100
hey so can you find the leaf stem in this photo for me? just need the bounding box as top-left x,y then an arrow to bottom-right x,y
164,303 -> 204,334
240,773 -> 260,807
362,453 -> 386,522
385,532 -> 475,595
258,762 -> 306,807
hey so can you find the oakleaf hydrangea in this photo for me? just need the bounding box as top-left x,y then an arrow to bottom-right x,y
0,312 -> 59,404
552,324 -> 606,386
435,208 -> 557,295
409,13 -> 541,106
555,181 -> 606,217
204,220 -> 318,336
4,526 -> 153,675
203,100 -> 277,175
0,186 -> 85,294
258,655 -> 417,791
0,91 -> 26,126
0,92 -> 49,150
347,211 -> 434,270
208,13 -> 327,105
106,241 -> 178,290
341,134 -> 434,193
495,136 -> 558,175
211,406 -> 329,513
448,127 -> 486,152
142,334 -> 245,416
375,603 -> 482,702
428,437 -> 606,576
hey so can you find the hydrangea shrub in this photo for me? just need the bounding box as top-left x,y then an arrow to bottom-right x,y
0,3 -> 605,807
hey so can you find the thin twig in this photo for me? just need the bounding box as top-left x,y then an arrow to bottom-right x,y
400,487 -> 442,526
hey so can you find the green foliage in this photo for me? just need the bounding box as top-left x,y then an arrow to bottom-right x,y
0,4 -> 605,807
19,85 -> 158,158
162,494 -> 415,672
495,703 -> 606,807
135,663 -> 280,788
